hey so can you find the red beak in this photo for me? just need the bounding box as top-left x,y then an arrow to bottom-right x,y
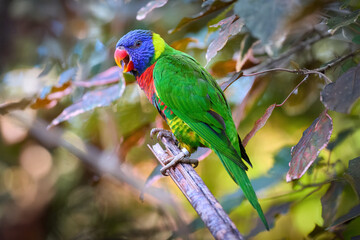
114,48 -> 134,73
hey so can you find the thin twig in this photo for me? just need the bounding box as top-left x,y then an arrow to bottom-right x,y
149,136 -> 244,240
245,32 -> 332,74
240,49 -> 360,85
9,112 -> 183,217
276,75 -> 309,107
243,67 -> 332,83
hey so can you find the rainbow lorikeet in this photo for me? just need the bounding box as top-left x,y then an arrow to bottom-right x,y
114,30 -> 269,229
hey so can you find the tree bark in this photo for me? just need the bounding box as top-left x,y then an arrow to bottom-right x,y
149,136 -> 243,240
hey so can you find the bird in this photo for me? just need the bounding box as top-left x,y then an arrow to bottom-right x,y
114,29 -> 269,229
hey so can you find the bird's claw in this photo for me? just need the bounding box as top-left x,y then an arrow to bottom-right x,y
160,149 -> 199,176
150,128 -> 176,142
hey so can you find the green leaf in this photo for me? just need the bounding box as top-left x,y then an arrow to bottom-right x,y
352,35 -> 360,44
327,10 -> 360,34
344,157 -> 360,198
247,202 -> 291,237
234,0 -> 295,46
169,0 -> 234,34
327,128 -> 354,151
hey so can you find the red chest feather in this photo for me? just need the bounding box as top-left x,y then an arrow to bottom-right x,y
136,63 -> 156,102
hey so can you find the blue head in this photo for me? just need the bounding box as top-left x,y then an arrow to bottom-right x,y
115,30 -> 161,76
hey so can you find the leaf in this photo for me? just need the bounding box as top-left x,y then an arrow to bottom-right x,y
136,0 -> 168,21
168,0 -> 234,34
31,68 -> 77,109
320,63 -> 360,114
330,204 -> 360,228
170,37 -> 198,52
352,35 -> 360,44
242,104 -> 276,147
74,66 -> 121,87
206,15 -> 244,65
210,59 -> 236,78
344,157 -> 360,198
286,110 -> 333,182
321,182 -> 345,227
234,0 -> 290,44
48,79 -> 125,128
268,146 -> 292,178
247,202 -> 291,237
0,98 -> 33,115
326,128 -> 354,151
219,71 -> 243,91
140,164 -> 164,201
176,145 -> 289,235
327,10 -> 360,34
119,125 -> 147,160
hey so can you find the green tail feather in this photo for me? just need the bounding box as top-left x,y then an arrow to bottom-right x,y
215,151 -> 269,230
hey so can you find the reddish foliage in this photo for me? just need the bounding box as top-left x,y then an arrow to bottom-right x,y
243,104 -> 276,147
74,66 -> 121,87
286,110 -> 333,182
321,63 -> 360,113
48,82 -> 125,129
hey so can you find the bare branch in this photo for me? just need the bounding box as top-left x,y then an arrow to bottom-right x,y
9,112 -> 176,206
245,32 -> 332,74
149,136 -> 244,240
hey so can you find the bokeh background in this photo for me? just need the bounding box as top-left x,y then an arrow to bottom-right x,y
0,0 -> 360,239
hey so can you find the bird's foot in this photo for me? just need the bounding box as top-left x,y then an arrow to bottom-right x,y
160,148 -> 199,176
150,128 -> 177,143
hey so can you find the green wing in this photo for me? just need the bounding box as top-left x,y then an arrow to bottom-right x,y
153,53 -> 248,170
153,53 -> 269,230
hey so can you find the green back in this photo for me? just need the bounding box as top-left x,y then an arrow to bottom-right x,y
153,52 -> 248,170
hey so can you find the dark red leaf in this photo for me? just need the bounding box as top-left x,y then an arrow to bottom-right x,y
320,63 -> 360,113
74,66 -> 121,87
48,81 -> 125,128
286,110 -> 333,182
206,15 -> 244,65
136,0 -> 168,21
243,104 -> 276,147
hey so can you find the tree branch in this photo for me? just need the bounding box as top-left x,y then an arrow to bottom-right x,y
148,136 -> 244,240
244,32 -> 332,74
242,49 -> 360,83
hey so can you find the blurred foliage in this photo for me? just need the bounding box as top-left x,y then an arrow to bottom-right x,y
1,0 -> 360,239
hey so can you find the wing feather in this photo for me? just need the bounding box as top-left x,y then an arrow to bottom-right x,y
153,54 -> 249,170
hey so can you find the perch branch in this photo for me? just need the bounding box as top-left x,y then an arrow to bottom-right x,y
148,136 -> 244,240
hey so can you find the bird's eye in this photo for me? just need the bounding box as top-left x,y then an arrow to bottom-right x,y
134,40 -> 142,48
